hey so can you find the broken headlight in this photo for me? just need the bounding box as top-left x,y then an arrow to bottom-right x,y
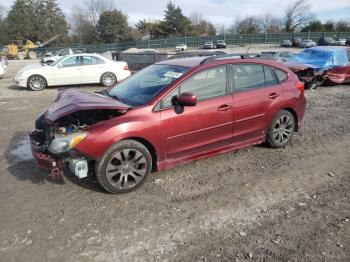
48,132 -> 88,154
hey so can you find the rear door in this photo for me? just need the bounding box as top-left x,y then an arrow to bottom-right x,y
81,55 -> 106,83
160,65 -> 234,159
231,63 -> 281,144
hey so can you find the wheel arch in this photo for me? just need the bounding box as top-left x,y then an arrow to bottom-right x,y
282,107 -> 298,131
121,137 -> 158,171
27,74 -> 48,89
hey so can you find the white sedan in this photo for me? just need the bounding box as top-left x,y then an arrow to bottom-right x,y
14,53 -> 131,91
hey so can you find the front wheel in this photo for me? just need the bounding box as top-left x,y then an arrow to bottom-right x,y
27,75 -> 47,91
96,140 -> 152,194
101,72 -> 117,86
267,110 -> 295,148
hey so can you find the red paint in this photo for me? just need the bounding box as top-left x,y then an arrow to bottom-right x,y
324,66 -> 350,84
71,58 -> 306,171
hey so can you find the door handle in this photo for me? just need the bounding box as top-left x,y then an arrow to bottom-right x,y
268,93 -> 279,99
218,104 -> 232,112
75,68 -> 82,70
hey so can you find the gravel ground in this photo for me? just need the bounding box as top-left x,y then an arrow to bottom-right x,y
0,59 -> 349,262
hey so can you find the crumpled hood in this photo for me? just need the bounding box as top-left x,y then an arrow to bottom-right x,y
45,89 -> 130,122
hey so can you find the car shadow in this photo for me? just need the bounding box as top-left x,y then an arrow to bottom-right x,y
5,132 -> 106,193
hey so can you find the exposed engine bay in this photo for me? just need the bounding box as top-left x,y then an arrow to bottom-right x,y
295,68 -> 325,89
30,108 -> 125,179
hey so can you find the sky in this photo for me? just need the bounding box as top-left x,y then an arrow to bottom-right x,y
2,0 -> 350,26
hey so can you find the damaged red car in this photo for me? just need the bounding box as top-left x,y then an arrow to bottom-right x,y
30,56 -> 306,193
286,46 -> 350,89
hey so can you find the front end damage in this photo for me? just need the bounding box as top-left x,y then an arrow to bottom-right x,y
29,89 -> 130,179
286,63 -> 325,89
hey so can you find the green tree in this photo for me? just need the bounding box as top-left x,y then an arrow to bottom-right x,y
158,1 -> 193,37
5,0 -> 69,44
301,20 -> 323,32
323,20 -> 335,32
40,0 -> 69,42
97,10 -> 131,43
6,0 -> 35,40
335,20 -> 350,32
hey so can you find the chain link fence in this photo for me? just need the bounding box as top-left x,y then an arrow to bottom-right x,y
26,31 -> 350,55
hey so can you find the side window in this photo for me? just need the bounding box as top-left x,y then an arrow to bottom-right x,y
83,56 -> 105,65
61,56 -> 80,67
274,68 -> 288,83
180,66 -> 227,101
264,66 -> 277,86
233,64 -> 265,92
161,87 -> 179,108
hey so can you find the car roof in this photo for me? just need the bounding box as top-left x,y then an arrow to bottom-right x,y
157,54 -> 288,69
157,56 -> 210,67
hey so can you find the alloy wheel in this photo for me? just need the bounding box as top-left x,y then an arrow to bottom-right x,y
102,73 -> 116,86
29,76 -> 45,90
105,149 -> 147,190
272,114 -> 294,144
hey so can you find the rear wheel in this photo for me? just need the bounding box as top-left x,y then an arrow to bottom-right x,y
96,140 -> 152,194
101,72 -> 117,86
267,110 -> 295,148
27,75 -> 47,91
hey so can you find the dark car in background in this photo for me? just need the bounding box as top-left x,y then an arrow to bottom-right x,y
318,37 -> 336,46
30,55 -> 305,193
292,38 -> 303,47
216,40 -> 226,48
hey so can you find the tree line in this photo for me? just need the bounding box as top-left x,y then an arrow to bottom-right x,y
0,0 -> 349,46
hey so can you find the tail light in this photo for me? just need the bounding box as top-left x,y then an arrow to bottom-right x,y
295,81 -> 304,92
123,64 -> 129,71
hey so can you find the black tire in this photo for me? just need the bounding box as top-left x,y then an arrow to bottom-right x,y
27,75 -> 47,91
100,72 -> 117,86
267,110 -> 295,148
96,140 -> 152,194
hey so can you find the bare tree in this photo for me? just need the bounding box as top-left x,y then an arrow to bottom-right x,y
258,13 -> 282,33
284,0 -> 314,32
215,24 -> 227,35
189,12 -> 216,35
84,0 -> 117,25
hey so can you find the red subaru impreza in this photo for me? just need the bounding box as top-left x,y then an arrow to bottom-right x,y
30,56 -> 306,193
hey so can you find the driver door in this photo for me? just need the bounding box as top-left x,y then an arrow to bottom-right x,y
159,66 -> 234,160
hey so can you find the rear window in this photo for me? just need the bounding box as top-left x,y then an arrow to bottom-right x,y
274,68 -> 288,83
264,66 -> 277,86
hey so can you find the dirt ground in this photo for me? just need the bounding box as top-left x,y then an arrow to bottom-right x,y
0,58 -> 349,262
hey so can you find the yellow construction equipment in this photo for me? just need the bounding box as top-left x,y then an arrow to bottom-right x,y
1,34 -> 60,60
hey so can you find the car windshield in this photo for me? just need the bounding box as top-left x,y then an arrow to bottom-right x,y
108,64 -> 189,107
50,57 -> 66,66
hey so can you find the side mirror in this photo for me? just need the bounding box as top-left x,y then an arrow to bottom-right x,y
172,92 -> 197,114
178,92 -> 197,106
57,64 -> 63,69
